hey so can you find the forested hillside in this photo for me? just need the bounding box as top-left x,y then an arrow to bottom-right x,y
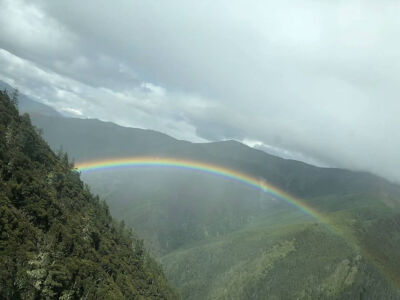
0,91 -> 177,299
29,112 -> 400,299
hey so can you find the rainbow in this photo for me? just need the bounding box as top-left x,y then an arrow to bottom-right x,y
75,156 -> 328,223
75,156 -> 399,288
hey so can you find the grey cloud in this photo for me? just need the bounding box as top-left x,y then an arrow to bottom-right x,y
1,0 -> 400,182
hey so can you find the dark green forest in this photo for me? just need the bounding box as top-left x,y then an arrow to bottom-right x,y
0,91 -> 177,299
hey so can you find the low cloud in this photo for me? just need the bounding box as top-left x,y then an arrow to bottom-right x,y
1,0 -> 400,182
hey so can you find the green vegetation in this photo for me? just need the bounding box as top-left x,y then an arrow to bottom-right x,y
0,91 -> 177,299
161,212 -> 398,299
22,100 -> 400,298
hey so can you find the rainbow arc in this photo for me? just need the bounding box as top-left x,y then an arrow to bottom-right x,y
75,156 -> 398,287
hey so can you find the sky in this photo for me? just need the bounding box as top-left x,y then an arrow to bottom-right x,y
0,0 -> 400,182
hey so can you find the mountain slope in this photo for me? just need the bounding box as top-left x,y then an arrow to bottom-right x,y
28,114 -> 400,298
0,91 -> 177,298
30,114 -> 400,199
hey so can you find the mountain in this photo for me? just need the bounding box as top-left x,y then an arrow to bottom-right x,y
27,113 -> 400,299
0,91 -> 177,298
0,80 -> 61,117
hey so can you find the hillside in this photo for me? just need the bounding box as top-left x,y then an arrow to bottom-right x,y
0,91 -> 177,298
27,113 -> 400,299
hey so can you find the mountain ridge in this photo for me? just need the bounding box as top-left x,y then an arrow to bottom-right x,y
3,79 -> 395,187
29,114 -> 399,199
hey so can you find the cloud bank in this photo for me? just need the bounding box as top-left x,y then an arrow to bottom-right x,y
1,0 -> 400,182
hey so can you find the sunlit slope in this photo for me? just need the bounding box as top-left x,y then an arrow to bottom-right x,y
162,219 -> 392,299
161,193 -> 400,299
30,114 -> 400,299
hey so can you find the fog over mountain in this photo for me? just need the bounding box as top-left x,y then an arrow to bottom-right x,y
1,0 -> 400,182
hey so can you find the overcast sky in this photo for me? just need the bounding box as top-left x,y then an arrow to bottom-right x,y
1,0 -> 400,182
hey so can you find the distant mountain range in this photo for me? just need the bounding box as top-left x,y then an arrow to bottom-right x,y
5,81 -> 400,299
29,113 -> 399,199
